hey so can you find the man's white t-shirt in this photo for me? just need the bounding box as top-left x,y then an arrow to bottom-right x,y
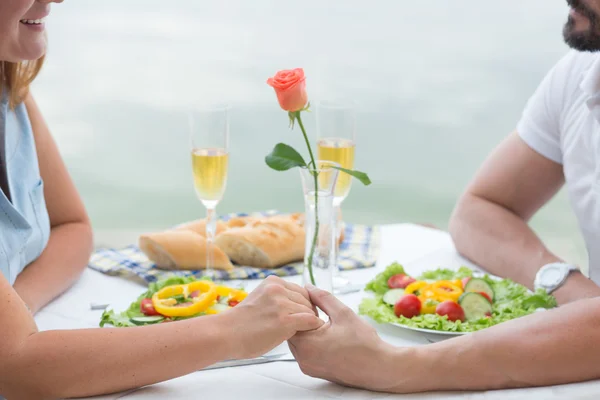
517,50 -> 600,285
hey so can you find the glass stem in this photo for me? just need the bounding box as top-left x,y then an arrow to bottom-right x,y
333,204 -> 341,276
205,206 -> 217,277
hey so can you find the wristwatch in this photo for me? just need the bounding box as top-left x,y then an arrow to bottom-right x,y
534,263 -> 579,294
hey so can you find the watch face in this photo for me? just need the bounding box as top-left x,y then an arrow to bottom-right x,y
540,265 -> 565,287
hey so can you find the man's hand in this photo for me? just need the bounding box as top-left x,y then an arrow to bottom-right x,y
288,285 -> 399,391
224,276 -> 323,360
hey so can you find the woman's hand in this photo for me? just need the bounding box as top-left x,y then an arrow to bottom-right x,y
288,285 -> 398,391
222,276 -> 323,359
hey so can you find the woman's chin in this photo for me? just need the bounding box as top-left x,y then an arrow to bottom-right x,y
11,45 -> 46,62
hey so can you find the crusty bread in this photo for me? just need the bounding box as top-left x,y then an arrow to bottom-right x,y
174,219 -> 229,237
225,216 -> 260,229
139,212 -> 345,270
215,215 -> 305,269
139,230 -> 234,271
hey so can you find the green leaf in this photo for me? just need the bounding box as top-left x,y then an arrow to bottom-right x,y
265,143 -> 307,171
364,262 -> 406,294
333,166 -> 372,186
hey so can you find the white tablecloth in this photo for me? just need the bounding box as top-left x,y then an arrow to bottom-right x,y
35,224 -> 600,399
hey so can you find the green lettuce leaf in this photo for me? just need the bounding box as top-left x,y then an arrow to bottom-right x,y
360,264 -> 557,333
364,262 -> 406,295
417,266 -> 473,281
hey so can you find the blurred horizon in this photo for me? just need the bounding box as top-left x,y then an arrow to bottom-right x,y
32,0 -> 589,267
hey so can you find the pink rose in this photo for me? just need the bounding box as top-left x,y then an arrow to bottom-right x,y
266,68 -> 308,112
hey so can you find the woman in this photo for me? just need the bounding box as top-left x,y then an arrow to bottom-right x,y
0,1 -> 322,399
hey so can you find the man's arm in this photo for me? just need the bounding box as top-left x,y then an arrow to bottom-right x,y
290,286 -> 600,393
449,131 -> 600,304
12,94 -> 93,313
390,297 -> 600,392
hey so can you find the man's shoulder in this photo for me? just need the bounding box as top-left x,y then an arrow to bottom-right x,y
551,50 -> 598,82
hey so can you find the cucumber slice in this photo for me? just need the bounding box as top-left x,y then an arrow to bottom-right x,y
459,292 -> 493,321
464,278 -> 495,301
131,316 -> 165,325
383,288 -> 405,306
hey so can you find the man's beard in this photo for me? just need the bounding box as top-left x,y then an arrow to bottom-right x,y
564,0 -> 600,51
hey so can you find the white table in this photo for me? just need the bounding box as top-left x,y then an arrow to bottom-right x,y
35,224 -> 600,399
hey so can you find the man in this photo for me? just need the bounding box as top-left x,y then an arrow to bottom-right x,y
289,0 -> 600,393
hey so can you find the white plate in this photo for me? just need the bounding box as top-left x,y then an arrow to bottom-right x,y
388,322 -> 468,337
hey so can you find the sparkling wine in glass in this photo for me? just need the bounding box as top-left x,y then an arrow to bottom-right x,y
316,100 -> 356,289
189,104 -> 230,278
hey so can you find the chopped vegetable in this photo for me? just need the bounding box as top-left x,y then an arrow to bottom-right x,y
140,298 -> 161,316
394,294 -> 421,318
382,288 -> 406,306
435,301 -> 466,322
152,280 -> 218,317
430,281 -> 463,302
100,276 -> 248,328
464,278 -> 495,301
131,316 -> 165,325
365,263 -> 407,294
404,281 -> 429,296
459,292 -> 493,321
359,264 -> 557,333
387,274 -> 416,289
420,298 -> 440,314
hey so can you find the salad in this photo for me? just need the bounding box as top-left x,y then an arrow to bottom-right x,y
359,263 -> 557,333
100,276 -> 247,327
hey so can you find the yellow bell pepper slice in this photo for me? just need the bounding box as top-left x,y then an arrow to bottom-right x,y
404,281 -> 429,296
431,281 -> 463,302
452,279 -> 463,289
152,280 -> 218,317
419,297 -> 440,314
216,286 -> 248,302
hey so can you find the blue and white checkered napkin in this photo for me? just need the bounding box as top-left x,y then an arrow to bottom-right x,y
88,211 -> 380,283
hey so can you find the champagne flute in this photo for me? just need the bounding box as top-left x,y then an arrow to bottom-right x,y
189,104 -> 230,278
316,100 -> 356,290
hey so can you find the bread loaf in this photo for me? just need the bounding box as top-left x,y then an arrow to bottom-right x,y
225,216 -> 260,229
139,230 -> 234,271
139,212 -> 345,270
175,219 -> 229,237
214,215 -> 305,269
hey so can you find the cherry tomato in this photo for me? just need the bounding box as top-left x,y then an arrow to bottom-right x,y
140,298 -> 161,316
394,294 -> 421,318
387,274 -> 416,289
228,299 -> 240,307
435,301 -> 465,322
190,290 -> 200,298
461,277 -> 471,288
478,292 -> 493,303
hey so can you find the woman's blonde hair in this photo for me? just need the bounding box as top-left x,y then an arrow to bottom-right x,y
0,58 -> 44,108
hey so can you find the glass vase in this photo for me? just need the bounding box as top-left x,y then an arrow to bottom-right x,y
299,160 -> 340,292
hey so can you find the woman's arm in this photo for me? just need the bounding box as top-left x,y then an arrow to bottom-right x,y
12,94 -> 93,313
0,275 -> 322,399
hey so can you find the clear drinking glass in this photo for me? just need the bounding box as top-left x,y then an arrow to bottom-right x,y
189,104 -> 230,278
316,100 -> 356,289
